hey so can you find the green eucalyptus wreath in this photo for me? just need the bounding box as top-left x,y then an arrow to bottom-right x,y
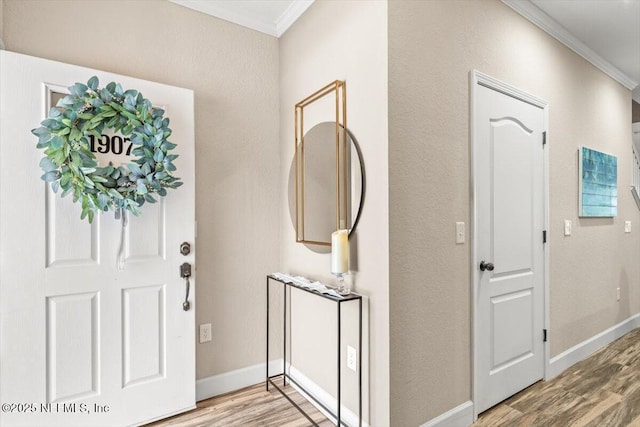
32,76 -> 182,223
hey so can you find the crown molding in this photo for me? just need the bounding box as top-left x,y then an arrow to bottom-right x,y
502,0 -> 639,92
276,0 -> 314,37
170,0 -> 276,36
170,0 -> 314,38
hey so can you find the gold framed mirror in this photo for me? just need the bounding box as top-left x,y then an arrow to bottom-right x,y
294,81 -> 353,246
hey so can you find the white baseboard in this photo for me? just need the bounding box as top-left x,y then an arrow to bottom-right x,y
196,360 -> 283,401
196,361 -> 368,426
287,365 -> 369,427
419,401 -> 474,427
547,313 -> 640,379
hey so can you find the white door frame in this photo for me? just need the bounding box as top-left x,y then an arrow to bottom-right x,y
470,70 -> 550,419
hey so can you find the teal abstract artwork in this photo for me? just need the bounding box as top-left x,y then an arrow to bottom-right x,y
579,147 -> 617,217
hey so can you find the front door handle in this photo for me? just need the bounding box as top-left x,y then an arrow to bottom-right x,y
181,262 -> 192,311
480,261 -> 494,272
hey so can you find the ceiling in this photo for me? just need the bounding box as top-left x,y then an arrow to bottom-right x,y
171,0 -> 640,101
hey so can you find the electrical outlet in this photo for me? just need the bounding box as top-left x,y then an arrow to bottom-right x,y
625,221 -> 632,233
347,346 -> 357,372
199,323 -> 212,343
617,287 -> 621,301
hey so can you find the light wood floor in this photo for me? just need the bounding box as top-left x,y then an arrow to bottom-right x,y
148,329 -> 640,426
473,328 -> 640,426
146,377 -> 332,427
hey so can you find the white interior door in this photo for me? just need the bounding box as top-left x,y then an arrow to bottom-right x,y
472,72 -> 547,415
0,51 -> 195,426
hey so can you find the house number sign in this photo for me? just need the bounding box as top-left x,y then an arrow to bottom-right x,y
88,134 -> 133,156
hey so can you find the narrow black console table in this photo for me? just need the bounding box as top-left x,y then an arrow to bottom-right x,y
266,274 -> 362,427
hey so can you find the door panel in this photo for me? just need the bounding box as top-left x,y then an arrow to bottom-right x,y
0,51 -> 195,426
46,292 -> 100,402
474,77 -> 546,414
491,289 -> 533,370
122,285 -> 165,387
491,121 -> 534,275
46,190 -> 100,267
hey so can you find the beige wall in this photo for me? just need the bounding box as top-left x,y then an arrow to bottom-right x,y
0,0 -> 4,46
2,0 -> 280,380
279,0 -> 389,425
389,0 -> 636,425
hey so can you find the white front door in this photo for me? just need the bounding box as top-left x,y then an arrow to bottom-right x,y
0,51 -> 195,426
472,72 -> 547,415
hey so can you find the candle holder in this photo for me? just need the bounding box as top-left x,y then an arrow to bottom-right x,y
331,229 -> 350,296
333,272 -> 350,296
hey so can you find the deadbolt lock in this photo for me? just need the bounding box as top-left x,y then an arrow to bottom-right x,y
180,242 -> 191,256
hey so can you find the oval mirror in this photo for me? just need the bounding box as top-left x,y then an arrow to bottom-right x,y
288,122 -> 365,252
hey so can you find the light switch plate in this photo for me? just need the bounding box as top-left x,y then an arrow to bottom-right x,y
625,221 -> 632,233
564,220 -> 572,236
456,222 -> 465,244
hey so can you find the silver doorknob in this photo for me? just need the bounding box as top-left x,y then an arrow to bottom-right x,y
480,261 -> 494,272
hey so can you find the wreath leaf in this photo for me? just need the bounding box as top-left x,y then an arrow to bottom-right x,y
32,76 -> 182,223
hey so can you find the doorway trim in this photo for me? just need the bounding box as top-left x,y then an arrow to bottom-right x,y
470,70 -> 550,420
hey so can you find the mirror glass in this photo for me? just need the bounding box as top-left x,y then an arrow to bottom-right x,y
289,122 -> 364,251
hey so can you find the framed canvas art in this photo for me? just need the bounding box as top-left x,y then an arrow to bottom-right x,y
579,147 -> 617,217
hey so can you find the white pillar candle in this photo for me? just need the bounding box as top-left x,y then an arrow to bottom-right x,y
331,229 -> 349,274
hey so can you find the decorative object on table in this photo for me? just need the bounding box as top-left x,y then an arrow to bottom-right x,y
32,75 -> 182,223
331,229 -> 350,295
579,147 -> 617,217
271,273 -> 342,298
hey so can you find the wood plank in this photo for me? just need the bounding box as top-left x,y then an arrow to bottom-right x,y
145,382 -> 331,427
474,328 -> 640,427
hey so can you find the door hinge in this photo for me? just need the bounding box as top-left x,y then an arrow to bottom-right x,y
543,230 -> 547,243
543,329 -> 548,342
542,131 -> 547,146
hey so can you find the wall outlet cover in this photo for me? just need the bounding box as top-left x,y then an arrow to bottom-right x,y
347,345 -> 357,372
199,323 -> 212,343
